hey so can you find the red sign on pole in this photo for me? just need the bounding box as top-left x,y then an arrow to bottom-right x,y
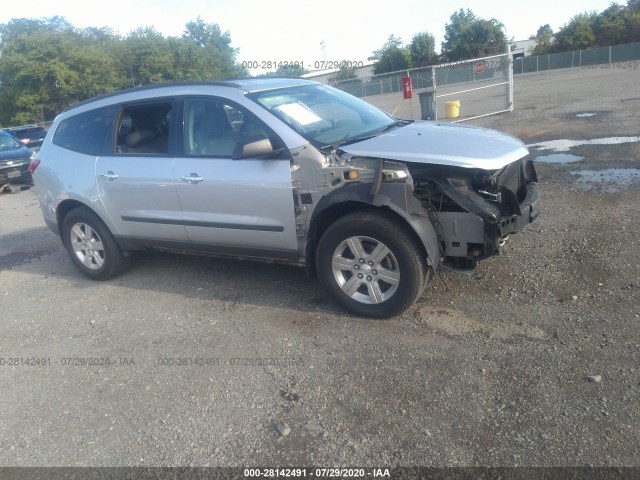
474,62 -> 485,74
402,76 -> 413,99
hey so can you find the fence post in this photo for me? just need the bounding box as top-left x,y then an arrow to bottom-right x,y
507,44 -> 514,111
579,49 -> 582,67
431,65 -> 437,121
572,51 -> 575,68
609,46 -> 612,64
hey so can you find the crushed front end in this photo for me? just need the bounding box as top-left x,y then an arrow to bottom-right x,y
409,155 -> 540,266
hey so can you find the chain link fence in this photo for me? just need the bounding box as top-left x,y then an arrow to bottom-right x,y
431,52 -> 513,122
330,50 -> 513,122
329,67 -> 435,98
513,41 -> 640,74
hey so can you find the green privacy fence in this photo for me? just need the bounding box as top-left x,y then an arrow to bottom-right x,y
514,41 -> 640,74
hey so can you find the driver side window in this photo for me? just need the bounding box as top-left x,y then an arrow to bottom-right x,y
184,98 -> 271,158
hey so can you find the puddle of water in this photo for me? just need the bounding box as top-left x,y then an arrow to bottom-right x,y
576,113 -> 597,118
573,168 -> 640,193
528,136 -> 640,152
535,153 -> 584,164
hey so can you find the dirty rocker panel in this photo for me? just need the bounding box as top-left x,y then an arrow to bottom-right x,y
113,236 -> 299,263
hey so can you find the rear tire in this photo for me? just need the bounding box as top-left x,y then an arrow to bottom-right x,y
316,210 -> 428,318
61,207 -> 130,280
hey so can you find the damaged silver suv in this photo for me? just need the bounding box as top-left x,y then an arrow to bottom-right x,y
32,78 -> 539,318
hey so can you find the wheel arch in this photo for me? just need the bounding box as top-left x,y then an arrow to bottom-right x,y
60,202 -> 131,280
305,182 -> 440,276
56,200 -> 109,237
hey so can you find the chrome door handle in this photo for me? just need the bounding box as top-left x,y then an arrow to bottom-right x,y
99,171 -> 118,181
180,173 -> 204,184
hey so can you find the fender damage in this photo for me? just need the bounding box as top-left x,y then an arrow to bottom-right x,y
293,120 -> 540,271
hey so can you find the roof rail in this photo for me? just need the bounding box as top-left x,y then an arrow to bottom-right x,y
67,80 -> 243,111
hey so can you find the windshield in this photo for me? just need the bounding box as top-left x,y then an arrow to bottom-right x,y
248,84 -> 396,148
0,132 -> 22,151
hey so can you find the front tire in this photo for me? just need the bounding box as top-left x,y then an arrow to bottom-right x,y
316,210 -> 428,318
61,207 -> 130,280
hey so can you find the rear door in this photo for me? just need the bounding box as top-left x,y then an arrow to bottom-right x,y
96,99 -> 188,243
173,96 -> 298,259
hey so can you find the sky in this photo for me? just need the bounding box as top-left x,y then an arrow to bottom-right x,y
0,0 -> 620,74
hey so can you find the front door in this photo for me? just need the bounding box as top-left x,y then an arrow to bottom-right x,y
174,97 -> 297,259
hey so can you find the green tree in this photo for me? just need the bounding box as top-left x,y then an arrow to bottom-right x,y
0,15 -> 250,125
0,16 -> 74,43
628,5 -> 640,42
117,27 -> 175,87
409,32 -> 437,67
369,35 -> 411,74
368,34 -> 403,60
183,17 -> 230,47
81,26 -> 117,43
0,21 -> 121,124
529,24 -> 554,55
167,37 -> 210,81
373,47 -> 411,74
182,17 -> 247,79
593,4 -> 628,46
611,0 -> 640,43
274,64 -> 309,77
441,9 -> 507,62
552,12 -> 598,51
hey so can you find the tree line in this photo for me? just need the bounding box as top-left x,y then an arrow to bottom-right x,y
530,0 -> 640,55
1,2 -> 639,125
367,1 -> 640,76
368,9 -> 507,77
0,16 -> 247,126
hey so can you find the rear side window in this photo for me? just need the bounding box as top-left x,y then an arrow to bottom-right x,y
114,101 -> 172,155
53,107 -> 114,155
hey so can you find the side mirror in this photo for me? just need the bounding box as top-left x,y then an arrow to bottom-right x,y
233,136 -> 274,160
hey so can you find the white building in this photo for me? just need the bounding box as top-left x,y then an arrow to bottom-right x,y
301,60 -> 376,84
511,38 -> 540,58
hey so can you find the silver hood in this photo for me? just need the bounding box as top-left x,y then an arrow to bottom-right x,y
341,121 -> 529,170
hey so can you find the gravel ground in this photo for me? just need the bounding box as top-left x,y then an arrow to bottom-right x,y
0,67 -> 639,468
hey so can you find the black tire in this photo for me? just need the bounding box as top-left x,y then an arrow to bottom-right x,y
316,210 -> 428,318
61,207 -> 131,280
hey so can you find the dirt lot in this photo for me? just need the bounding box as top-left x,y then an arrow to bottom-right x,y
0,67 -> 639,468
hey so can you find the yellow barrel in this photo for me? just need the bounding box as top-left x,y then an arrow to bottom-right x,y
444,100 -> 460,118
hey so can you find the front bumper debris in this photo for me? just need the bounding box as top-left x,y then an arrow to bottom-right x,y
498,183 -> 540,236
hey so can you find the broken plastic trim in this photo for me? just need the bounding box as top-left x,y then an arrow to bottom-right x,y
439,263 -> 485,280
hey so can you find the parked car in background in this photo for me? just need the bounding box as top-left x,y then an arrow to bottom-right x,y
31,78 -> 539,318
0,130 -> 36,187
2,125 -> 48,151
